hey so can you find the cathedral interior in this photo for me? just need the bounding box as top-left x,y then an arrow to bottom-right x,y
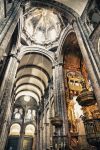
0,0 -> 100,150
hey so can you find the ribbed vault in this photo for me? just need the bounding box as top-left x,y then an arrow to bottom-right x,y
24,7 -> 63,46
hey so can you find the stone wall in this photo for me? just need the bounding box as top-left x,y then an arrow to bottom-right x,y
0,0 -> 5,20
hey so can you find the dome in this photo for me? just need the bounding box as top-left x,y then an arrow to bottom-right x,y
24,8 -> 63,45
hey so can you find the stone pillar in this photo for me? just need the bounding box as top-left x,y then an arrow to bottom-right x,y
0,54 -> 19,150
39,115 -> 44,150
45,107 -> 50,149
18,107 -> 26,150
42,111 -> 46,150
53,64 -> 62,116
0,0 -> 5,20
39,126 -> 41,150
36,112 -> 40,150
52,63 -> 69,141
49,93 -> 54,149
73,20 -> 100,111
0,1 -> 21,59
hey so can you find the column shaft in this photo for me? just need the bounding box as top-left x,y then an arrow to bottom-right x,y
0,56 -> 19,150
73,20 -> 100,111
53,64 -> 69,137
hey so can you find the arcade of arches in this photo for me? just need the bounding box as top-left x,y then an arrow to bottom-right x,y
0,0 -> 100,150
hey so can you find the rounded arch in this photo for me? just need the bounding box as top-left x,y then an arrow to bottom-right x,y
62,31 -> 84,77
17,46 -> 56,65
15,83 -> 43,96
57,25 -> 74,58
15,90 -> 40,103
57,30 -> 79,67
24,118 -> 36,129
31,0 -> 79,19
25,124 -> 35,137
15,48 -> 54,108
62,31 -> 80,53
9,123 -> 21,136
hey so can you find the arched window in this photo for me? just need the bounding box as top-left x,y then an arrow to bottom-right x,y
26,109 -> 32,120
15,113 -> 21,119
25,124 -> 35,137
13,107 -> 23,119
32,110 -> 36,117
14,108 -> 18,114
19,108 -> 23,115
9,123 -> 21,136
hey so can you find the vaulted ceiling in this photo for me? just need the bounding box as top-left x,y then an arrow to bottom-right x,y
14,0 -> 89,108
15,53 -> 52,108
24,8 -> 63,45
55,0 -> 88,15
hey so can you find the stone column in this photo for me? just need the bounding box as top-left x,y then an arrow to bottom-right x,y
0,54 -> 19,150
58,64 -> 69,136
73,20 -> 100,111
0,0 -> 5,20
0,1 -> 21,59
36,112 -> 40,150
52,63 -> 70,143
39,115 -> 44,150
49,92 -> 54,149
46,88 -> 53,149
43,111 -> 46,150
53,64 -> 62,116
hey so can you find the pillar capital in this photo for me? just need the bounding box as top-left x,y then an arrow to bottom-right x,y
9,53 -> 20,63
52,61 -> 63,69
